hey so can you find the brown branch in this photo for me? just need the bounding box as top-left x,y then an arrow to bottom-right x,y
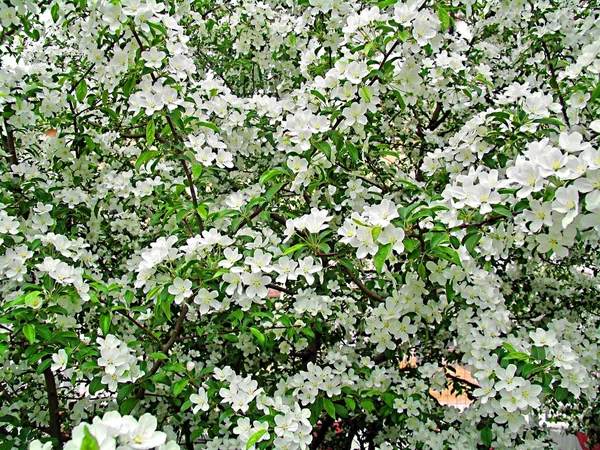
266,283 -> 295,296
234,205 -> 264,233
43,366 -> 63,445
341,265 -> 385,303
100,300 -> 163,348
2,120 -> 17,166
540,41 -> 570,128
136,304 -> 189,399
310,416 -> 334,450
120,131 -> 168,144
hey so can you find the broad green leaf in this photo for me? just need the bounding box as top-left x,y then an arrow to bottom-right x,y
311,89 -> 327,103
180,400 -> 193,412
51,3 -> 59,22
360,399 -> 374,413
81,426 -> 100,450
359,86 -> 371,103
374,243 -> 392,274
492,205 -> 512,218
135,150 -> 160,171
23,324 -> 36,344
590,83 -> 600,103
345,141 -> 359,164
437,6 -> 450,31
323,398 -> 336,419
172,378 -> 189,397
197,121 -> 221,133
284,243 -> 306,255
480,427 -> 493,447
146,119 -> 156,146
249,327 -> 266,347
463,232 -> 482,256
531,346 -> 546,361
555,387 -> 569,402
345,397 -> 356,411
36,358 -> 52,374
120,398 -> 138,415
259,168 -> 287,186
99,313 -> 111,336
76,79 -> 88,103
314,141 -> 332,159
89,377 -> 104,395
246,429 -> 267,449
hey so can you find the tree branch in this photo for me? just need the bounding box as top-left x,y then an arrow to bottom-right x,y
341,265 -> 384,303
43,366 -> 63,446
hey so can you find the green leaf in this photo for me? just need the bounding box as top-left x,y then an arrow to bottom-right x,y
437,6 -> 450,31
51,3 -> 59,22
334,403 -> 349,418
246,429 -> 267,449
492,205 -> 512,219
259,168 -> 287,186
463,232 -> 482,256
23,324 -> 36,344
197,121 -> 221,133
249,327 -> 266,347
81,426 -> 100,450
398,30 -> 410,42
265,182 -> 286,202
314,141 -> 332,159
172,378 -> 189,397
521,363 -> 545,378
533,117 -> 564,128
123,76 -> 136,97
120,398 -> 138,415
360,399 -> 374,413
311,89 -> 327,103
284,243 -> 306,255
345,141 -> 359,164
150,352 -> 169,360
99,313 -> 111,336
417,262 -> 427,280
555,387 -> 569,402
180,400 -> 193,412
76,79 -> 88,103
450,236 -> 461,249
323,398 -> 336,419
221,334 -> 239,343
345,397 -> 356,411
502,352 -> 529,362
359,86 -> 371,103
531,346 -> 546,361
135,150 -> 160,171
590,83 -> 600,103
117,384 -> 135,404
480,426 -> 493,447
371,226 -> 382,242
36,358 -> 52,374
146,119 -> 156,147
374,243 -> 392,274
89,376 -> 104,395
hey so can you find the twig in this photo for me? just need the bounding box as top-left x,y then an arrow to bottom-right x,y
341,265 -> 384,303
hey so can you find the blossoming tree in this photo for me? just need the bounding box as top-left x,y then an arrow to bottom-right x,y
1,0 -> 599,449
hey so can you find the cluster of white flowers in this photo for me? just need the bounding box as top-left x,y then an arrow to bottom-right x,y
30,411 -> 176,450
97,335 -> 144,392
